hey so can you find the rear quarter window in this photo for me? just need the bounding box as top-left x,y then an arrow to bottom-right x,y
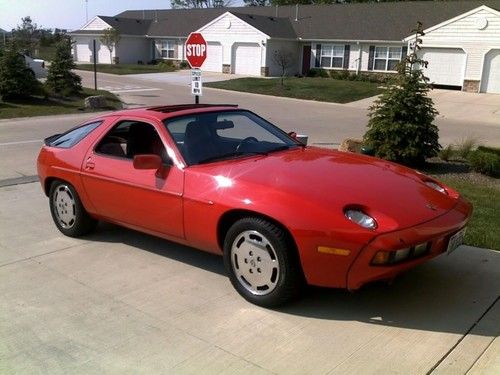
46,121 -> 102,148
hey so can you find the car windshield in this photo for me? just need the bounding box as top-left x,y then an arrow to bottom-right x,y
164,110 -> 301,165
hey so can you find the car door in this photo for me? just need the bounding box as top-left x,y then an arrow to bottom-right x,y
80,117 -> 184,239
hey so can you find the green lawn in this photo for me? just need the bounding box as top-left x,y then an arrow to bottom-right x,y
436,176 -> 499,250
76,63 -> 177,75
205,77 -> 384,103
0,88 -> 122,119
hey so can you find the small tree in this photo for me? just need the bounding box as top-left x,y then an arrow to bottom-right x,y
45,39 -> 82,96
0,40 -> 41,100
364,22 -> 440,166
272,50 -> 293,87
100,28 -> 120,64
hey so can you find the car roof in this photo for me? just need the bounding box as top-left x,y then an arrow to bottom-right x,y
107,104 -> 241,122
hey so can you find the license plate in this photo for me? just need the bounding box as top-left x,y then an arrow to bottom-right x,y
447,227 -> 466,255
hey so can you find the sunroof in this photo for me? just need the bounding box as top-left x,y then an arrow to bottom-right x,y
148,104 -> 238,113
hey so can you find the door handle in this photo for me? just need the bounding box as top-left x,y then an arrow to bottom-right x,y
85,160 -> 95,170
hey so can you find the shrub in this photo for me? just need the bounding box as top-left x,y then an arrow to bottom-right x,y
363,70 -> 440,166
45,40 -> 82,96
468,150 -> 500,177
179,61 -> 189,69
0,41 -> 42,100
364,22 -> 440,166
477,145 -> 500,157
158,60 -> 173,67
455,137 -> 478,159
307,68 -> 329,78
439,144 -> 455,161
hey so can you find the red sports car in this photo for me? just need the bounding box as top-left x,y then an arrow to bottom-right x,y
37,104 -> 472,307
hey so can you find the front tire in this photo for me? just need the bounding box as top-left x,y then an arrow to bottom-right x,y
49,180 -> 97,237
223,217 -> 303,307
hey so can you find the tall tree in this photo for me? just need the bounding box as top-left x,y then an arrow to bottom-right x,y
12,16 -> 39,56
244,0 -> 270,6
45,40 -> 82,96
100,28 -> 121,64
170,0 -> 232,8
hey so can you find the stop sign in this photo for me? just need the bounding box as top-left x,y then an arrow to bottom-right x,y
185,32 -> 207,69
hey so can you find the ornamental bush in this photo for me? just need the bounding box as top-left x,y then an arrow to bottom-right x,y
364,24 -> 440,166
468,150 -> 500,177
364,70 -> 440,166
45,39 -> 82,96
0,41 -> 42,100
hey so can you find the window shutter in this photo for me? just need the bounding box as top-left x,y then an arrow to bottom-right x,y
368,45 -> 375,71
401,46 -> 408,61
343,44 -> 350,69
315,44 -> 321,68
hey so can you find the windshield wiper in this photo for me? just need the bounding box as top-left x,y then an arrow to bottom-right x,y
197,151 -> 267,164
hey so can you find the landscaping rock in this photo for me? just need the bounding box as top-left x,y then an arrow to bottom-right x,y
338,138 -> 363,153
84,95 -> 107,109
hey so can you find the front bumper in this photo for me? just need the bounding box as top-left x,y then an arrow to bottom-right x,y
346,197 -> 472,290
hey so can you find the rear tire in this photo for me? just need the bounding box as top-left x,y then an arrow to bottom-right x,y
223,217 -> 303,307
49,180 -> 97,237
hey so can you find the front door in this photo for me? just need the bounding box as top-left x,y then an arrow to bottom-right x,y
302,45 -> 312,76
81,118 -> 184,238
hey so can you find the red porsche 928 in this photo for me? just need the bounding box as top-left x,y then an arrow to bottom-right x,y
37,104 -> 472,307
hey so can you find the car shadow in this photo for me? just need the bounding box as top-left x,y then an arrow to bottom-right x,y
86,222 -> 499,337
86,222 -> 226,276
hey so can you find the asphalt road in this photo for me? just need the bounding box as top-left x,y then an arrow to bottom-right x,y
1,69 -> 499,181
0,70 -> 499,373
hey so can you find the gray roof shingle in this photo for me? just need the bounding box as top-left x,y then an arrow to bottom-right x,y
70,16 -> 151,35
81,1 -> 500,41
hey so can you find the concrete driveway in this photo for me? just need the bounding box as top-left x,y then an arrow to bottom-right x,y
0,181 -> 499,374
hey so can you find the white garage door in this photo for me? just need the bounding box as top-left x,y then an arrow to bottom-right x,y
481,49 -> 500,94
233,43 -> 261,76
419,48 -> 466,87
97,41 -> 111,64
75,41 -> 91,62
202,42 -> 223,73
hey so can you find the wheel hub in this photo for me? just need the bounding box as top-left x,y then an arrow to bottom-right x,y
53,186 -> 76,229
231,230 -> 279,296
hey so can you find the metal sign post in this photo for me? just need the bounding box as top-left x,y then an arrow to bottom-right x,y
191,69 -> 202,104
185,32 -> 207,104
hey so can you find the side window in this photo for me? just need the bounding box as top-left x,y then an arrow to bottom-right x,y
166,116 -> 196,146
95,120 -> 168,162
47,121 -> 102,148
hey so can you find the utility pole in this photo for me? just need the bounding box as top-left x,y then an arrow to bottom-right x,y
85,0 -> 89,22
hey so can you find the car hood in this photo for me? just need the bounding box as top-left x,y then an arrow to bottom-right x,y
197,147 -> 457,232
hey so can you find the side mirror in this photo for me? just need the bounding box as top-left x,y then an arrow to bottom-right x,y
288,131 -> 308,145
133,154 -> 162,170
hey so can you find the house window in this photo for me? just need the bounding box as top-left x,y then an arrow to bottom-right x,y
160,40 -> 175,59
320,44 -> 344,68
373,46 -> 402,71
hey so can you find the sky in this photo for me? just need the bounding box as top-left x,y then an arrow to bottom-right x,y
0,0 -> 242,32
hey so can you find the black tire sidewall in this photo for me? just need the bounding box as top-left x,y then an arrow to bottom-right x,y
223,217 -> 301,307
49,180 -> 96,237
